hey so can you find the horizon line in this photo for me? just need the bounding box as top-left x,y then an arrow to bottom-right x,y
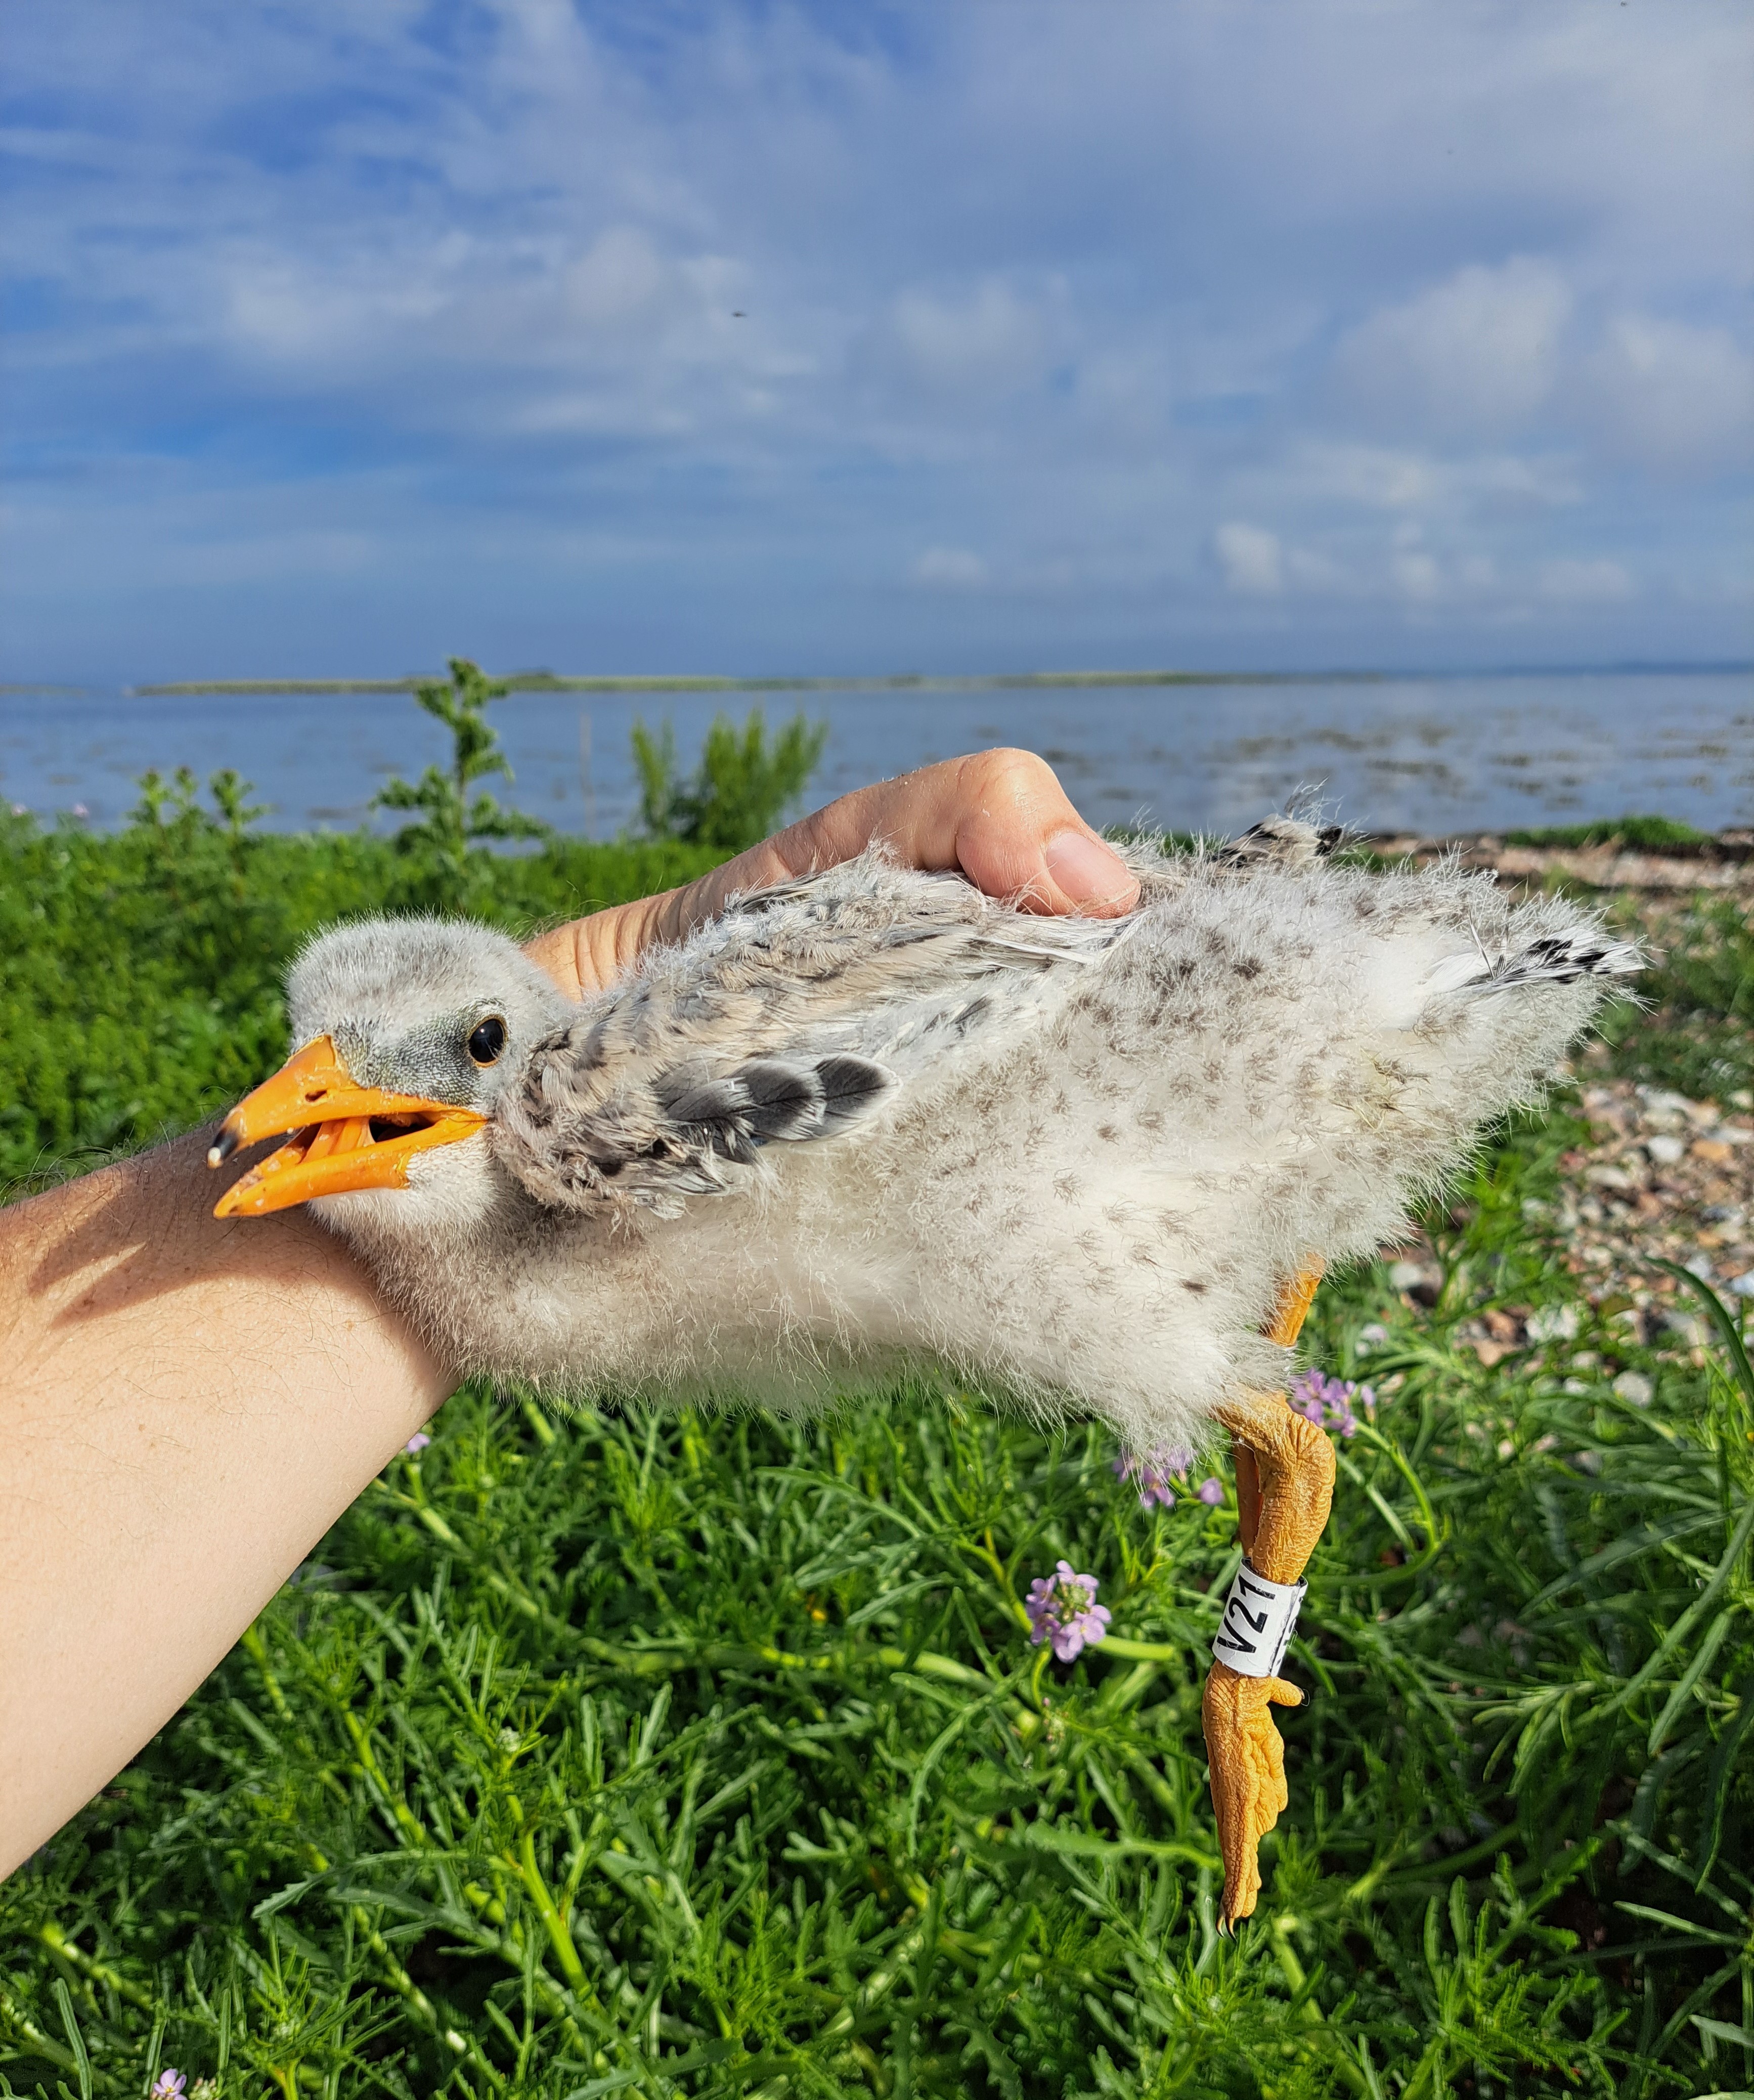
85,656 -> 1754,697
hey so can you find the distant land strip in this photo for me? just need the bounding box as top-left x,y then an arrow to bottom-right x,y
130,668 -> 1387,697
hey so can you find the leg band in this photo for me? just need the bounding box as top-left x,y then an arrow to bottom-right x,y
1212,1560 -> 1305,1678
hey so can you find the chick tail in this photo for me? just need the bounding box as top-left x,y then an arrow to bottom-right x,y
1471,929 -> 1644,993
1424,927 -> 1644,1002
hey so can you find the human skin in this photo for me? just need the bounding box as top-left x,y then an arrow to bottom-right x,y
0,751 -> 1136,1878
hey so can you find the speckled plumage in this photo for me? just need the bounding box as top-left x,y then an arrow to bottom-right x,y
286,825 -> 1638,1454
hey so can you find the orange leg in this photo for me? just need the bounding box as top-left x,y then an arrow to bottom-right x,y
1201,1260 -> 1335,1928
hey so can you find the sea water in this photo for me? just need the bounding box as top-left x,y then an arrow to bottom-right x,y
1,669 -> 1747,838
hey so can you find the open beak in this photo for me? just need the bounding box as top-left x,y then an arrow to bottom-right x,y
208,1035 -> 487,1219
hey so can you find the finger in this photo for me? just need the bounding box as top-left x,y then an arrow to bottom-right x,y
522,914 -> 594,998
748,749 -> 1139,918
1266,1676 -> 1307,1709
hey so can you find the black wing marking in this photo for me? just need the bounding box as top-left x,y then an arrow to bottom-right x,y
653,1053 -> 892,1150
497,1048 -> 896,1213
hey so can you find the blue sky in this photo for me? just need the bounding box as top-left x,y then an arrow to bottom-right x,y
3,0 -> 1751,680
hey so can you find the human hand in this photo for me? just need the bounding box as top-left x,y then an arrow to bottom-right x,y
524,748 -> 1139,998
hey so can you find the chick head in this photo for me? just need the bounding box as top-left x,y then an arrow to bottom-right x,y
209,919 -> 573,1231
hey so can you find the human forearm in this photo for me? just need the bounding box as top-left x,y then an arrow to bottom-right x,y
0,1130 -> 447,1875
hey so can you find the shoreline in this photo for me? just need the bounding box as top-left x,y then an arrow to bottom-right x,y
128,669 -> 1389,696
1368,827 -> 1754,890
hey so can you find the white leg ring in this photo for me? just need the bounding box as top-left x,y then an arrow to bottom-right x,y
1212,1561 -> 1306,1678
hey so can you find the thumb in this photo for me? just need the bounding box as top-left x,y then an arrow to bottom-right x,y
1266,1677 -> 1308,1709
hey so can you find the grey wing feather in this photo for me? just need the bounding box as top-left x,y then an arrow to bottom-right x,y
815,1053 -> 896,1129
490,848 -> 1130,1214
660,1051 -> 893,1157
495,1044 -> 897,1213
660,1053 -> 895,1148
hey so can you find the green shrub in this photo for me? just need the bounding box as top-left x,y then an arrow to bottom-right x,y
633,708 -> 828,851
373,659 -> 555,912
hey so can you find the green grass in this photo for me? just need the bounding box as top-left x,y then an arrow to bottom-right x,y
1499,819 -> 1717,854
2,823 -> 1752,2097
1597,894 -> 1754,1104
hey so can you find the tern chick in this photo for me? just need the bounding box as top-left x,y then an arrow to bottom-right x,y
209,819 -> 1640,1920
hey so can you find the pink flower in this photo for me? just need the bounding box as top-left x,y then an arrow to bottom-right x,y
1196,1477 -> 1225,1505
1112,1443 -> 1193,1512
1290,1368 -> 1368,1438
1023,1560 -> 1113,1662
71,802 -> 89,820
151,2074 -> 187,2100
404,1430 -> 432,1455
9,803 -> 25,817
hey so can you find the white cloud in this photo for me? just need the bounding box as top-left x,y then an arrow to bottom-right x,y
1581,313 -> 1754,472
1284,546 -> 1351,593
913,545 -> 989,589
1287,442 -> 1582,516
864,277 -> 1061,399
562,227 -> 674,329
1390,527 -> 1442,602
1206,519 -> 1631,613
1538,558 -> 1635,603
1329,258 -> 1573,437
1214,523 -> 1283,595
221,239 -> 466,365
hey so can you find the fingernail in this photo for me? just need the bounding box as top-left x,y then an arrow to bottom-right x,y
1044,829 -> 1135,906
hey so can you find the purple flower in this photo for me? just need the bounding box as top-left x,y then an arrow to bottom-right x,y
1112,1442 -> 1193,1512
1023,1559 -> 1113,1662
71,802 -> 89,820
151,2074 -> 187,2100
1289,1368 -> 1368,1438
404,1430 -> 432,1455
1196,1477 -> 1225,1505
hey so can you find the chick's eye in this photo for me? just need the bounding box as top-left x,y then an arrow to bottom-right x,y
468,1016 -> 507,1065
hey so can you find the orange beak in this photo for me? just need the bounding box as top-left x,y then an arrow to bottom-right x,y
208,1035 -> 487,1219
